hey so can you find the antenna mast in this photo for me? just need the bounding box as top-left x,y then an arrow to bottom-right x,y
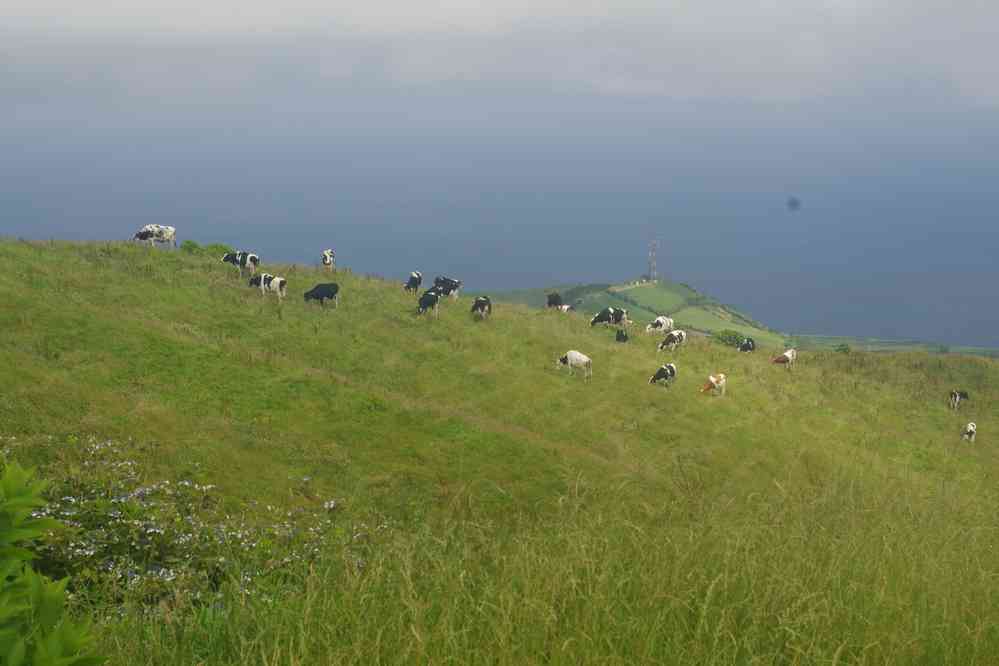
647,240 -> 659,282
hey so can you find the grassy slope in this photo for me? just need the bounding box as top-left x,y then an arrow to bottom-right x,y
3,240 -> 999,664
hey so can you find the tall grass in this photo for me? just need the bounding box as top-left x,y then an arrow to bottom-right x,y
1,239 -> 998,664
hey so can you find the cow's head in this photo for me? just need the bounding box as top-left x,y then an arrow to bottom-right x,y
557,354 -> 568,367
248,275 -> 261,287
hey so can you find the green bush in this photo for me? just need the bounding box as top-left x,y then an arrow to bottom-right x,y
712,329 -> 744,347
26,437 -> 342,611
834,343 -> 851,353
0,462 -> 103,665
203,243 -> 234,258
179,240 -> 201,254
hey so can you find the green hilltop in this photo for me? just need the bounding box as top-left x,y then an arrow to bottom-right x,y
488,279 -> 785,347
488,280 -> 999,357
2,239 -> 999,664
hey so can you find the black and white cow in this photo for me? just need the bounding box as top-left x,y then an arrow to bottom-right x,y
546,292 -> 564,308
554,304 -> 574,313
649,363 -> 677,387
738,337 -> 756,352
321,249 -> 336,272
556,350 -> 592,379
434,276 -> 463,299
249,273 -> 287,300
221,251 -> 260,277
962,422 -> 977,443
418,288 -> 442,318
304,283 -> 339,307
657,329 -> 687,352
949,390 -> 970,410
404,271 -> 423,293
645,316 -> 674,334
132,224 -> 177,247
470,296 -> 492,319
616,329 -> 629,343
590,307 -> 630,327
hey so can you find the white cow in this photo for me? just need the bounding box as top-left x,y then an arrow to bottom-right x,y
645,316 -> 674,335
962,422 -> 977,443
556,350 -> 592,379
132,224 -> 177,247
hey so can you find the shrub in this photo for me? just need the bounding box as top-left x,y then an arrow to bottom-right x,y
25,437 -> 344,611
713,329 -> 744,348
0,462 -> 103,665
179,240 -> 201,254
834,343 -> 851,353
203,243 -> 234,258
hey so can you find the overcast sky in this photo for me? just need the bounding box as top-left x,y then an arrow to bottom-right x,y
3,1 -> 998,345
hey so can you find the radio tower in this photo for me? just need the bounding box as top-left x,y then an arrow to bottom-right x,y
647,240 -> 659,282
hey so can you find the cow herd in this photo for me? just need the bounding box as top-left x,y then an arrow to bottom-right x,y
542,289 -> 980,444
131,226 -> 982,444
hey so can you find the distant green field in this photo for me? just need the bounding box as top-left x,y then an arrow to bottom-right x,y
488,281 -> 999,357
489,279 -> 785,348
609,281 -> 694,313
794,334 -> 999,357
670,305 -> 785,348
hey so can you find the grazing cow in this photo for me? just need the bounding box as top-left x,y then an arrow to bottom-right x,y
304,283 -> 339,307
772,349 -> 798,370
434,276 -> 463,300
556,350 -> 592,379
221,251 -> 260,277
321,249 -> 336,272
962,422 -> 977,443
546,292 -> 563,308
590,307 -> 630,327
649,363 -> 677,387
132,224 -> 177,247
700,373 -> 727,396
404,271 -> 423,293
249,273 -> 287,300
616,329 -> 629,343
658,330 -> 687,352
949,390 -> 970,410
738,337 -> 756,352
645,316 -> 674,334
471,296 -> 492,319
418,288 -> 442,318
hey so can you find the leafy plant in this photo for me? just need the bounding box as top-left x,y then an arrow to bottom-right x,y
0,462 -> 103,665
712,329 -> 744,347
203,243 -> 234,258
834,343 -> 851,353
179,240 -> 201,254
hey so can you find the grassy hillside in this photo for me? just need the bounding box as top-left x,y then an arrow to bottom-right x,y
2,239 -> 999,664
488,280 -> 786,347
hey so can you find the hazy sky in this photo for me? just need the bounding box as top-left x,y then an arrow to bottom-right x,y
3,1 -> 998,345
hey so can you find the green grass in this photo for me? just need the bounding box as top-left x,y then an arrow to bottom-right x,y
3,239 -> 999,664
